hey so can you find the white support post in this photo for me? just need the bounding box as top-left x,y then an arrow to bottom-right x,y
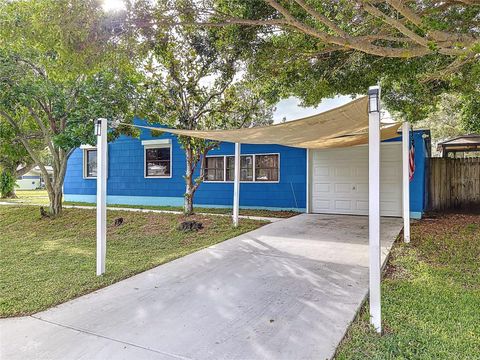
368,86 -> 382,333
96,118 -> 107,276
232,143 -> 241,227
402,122 -> 411,243
306,148 -> 311,214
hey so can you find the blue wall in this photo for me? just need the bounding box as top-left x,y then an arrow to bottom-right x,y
64,120 -> 307,211
64,122 -> 429,216
385,130 -> 430,218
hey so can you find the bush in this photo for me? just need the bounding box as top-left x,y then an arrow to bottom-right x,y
0,169 -> 16,198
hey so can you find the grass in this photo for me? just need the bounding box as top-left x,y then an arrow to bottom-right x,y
1,189 -> 50,205
0,205 -> 266,318
64,201 -> 299,218
2,190 -> 300,218
335,213 -> 480,359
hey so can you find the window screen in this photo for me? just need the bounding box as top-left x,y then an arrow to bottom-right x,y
226,155 -> 253,181
205,157 -> 225,181
145,147 -> 171,177
255,154 -> 279,181
85,149 -> 97,178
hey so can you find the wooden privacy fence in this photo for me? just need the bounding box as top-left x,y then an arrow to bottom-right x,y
428,157 -> 480,211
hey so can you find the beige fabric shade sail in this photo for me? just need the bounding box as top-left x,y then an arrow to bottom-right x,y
131,96 -> 401,149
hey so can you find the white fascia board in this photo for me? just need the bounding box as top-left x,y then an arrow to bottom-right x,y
141,139 -> 171,147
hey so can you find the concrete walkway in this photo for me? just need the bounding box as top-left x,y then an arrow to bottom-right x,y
0,214 -> 402,360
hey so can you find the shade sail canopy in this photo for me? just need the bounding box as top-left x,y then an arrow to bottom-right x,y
132,96 -> 401,149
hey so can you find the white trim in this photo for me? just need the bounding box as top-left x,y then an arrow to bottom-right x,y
96,118 -> 107,276
80,144 -> 96,149
143,143 -> 172,179
141,139 -> 171,147
233,143 -> 241,227
368,85 -> 382,334
402,122 -> 411,243
306,149 -> 311,214
203,152 -> 281,184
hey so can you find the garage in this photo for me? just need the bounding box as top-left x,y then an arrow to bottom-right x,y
309,143 -> 402,216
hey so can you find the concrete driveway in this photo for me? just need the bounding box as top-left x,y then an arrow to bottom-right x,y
1,214 -> 402,360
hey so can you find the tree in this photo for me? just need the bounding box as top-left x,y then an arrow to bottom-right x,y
416,94 -> 469,155
0,119 -> 42,198
153,0 -> 479,122
138,24 -> 274,215
0,0 -> 139,214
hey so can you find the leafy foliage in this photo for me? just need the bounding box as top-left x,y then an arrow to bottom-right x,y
137,21 -> 274,214
0,169 -> 17,198
169,0 -> 480,123
0,0 -> 141,214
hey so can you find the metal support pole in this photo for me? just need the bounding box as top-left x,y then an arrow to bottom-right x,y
233,143 -> 241,227
96,118 -> 107,276
402,122 -> 411,243
368,86 -> 381,333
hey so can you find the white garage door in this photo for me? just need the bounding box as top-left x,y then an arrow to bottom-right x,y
310,143 -> 402,217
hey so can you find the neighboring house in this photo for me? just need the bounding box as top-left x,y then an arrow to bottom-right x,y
16,166 -> 54,190
437,134 -> 480,158
64,119 -> 431,219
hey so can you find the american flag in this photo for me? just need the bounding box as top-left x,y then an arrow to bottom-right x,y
409,130 -> 415,181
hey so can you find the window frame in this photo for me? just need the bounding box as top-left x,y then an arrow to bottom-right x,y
144,143 -> 172,179
82,147 -> 98,179
204,156 -> 226,182
203,153 -> 280,183
254,153 -> 280,182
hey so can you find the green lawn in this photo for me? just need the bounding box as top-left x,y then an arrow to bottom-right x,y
2,190 -> 300,218
2,189 -> 50,205
0,205 -> 265,317
335,214 -> 480,359
64,201 -> 300,218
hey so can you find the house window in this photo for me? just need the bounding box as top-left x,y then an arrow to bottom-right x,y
145,146 -> 171,177
205,153 -> 279,183
255,154 -> 279,182
84,149 -> 97,178
226,155 -> 253,181
205,157 -> 225,181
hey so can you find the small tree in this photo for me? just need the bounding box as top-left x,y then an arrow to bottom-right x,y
139,25 -> 274,215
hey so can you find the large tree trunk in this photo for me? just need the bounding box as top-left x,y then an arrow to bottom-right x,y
48,185 -> 63,215
42,148 -> 69,216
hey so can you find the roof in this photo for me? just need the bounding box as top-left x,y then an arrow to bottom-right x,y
437,134 -> 480,152
130,97 -> 401,150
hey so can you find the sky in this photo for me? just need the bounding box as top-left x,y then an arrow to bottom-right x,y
272,95 -> 356,123
102,0 -> 126,11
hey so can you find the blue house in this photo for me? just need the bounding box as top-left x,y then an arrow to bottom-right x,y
64,120 -> 430,218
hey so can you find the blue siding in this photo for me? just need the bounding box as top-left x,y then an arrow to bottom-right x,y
64,120 -> 307,211
64,122 -> 429,216
386,130 -> 430,218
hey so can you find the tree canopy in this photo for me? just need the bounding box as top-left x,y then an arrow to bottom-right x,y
0,0 -> 140,213
137,22 -> 274,214
152,0 -> 479,124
